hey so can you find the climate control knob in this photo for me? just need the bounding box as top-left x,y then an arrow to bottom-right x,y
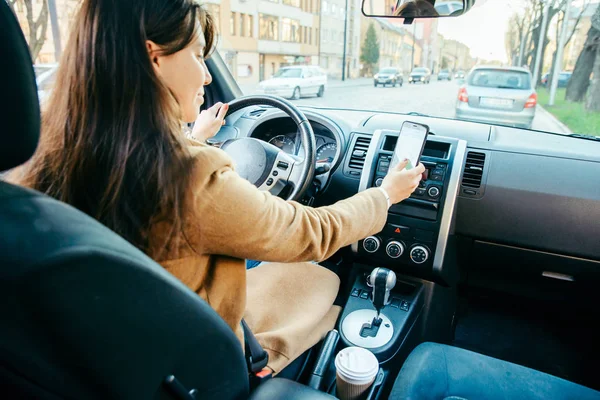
363,236 -> 381,253
375,177 -> 384,187
386,241 -> 405,258
410,245 -> 430,264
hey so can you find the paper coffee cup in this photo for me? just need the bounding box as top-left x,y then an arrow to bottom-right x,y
335,346 -> 379,400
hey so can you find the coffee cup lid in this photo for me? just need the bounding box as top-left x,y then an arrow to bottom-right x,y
335,347 -> 379,384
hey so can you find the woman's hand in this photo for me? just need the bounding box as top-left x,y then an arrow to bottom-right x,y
190,102 -> 229,142
381,159 -> 426,204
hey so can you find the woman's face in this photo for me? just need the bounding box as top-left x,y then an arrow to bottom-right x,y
148,31 -> 212,123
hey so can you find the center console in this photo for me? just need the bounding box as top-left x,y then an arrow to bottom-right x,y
339,129 -> 467,366
352,129 -> 467,284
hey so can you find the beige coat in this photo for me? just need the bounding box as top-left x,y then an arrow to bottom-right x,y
151,142 -> 388,372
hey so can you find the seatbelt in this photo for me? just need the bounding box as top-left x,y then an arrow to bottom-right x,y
241,319 -> 269,374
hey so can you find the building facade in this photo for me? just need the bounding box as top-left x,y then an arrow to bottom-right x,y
205,0 -> 321,85
319,0 -> 362,79
359,17 -> 422,76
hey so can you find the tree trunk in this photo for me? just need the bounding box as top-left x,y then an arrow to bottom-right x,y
585,43 -> 600,111
566,26 -> 599,102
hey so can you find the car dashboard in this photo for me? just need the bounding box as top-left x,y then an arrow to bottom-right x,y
220,104 -> 600,299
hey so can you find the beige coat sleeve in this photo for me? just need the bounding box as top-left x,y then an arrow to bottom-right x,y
186,144 -> 388,262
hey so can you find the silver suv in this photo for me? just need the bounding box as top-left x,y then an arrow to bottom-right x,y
455,66 -> 537,129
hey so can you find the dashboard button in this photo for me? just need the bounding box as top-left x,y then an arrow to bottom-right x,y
387,224 -> 411,238
359,290 -> 370,300
414,229 -> 434,242
427,186 -> 441,198
418,180 -> 427,188
415,188 -> 426,196
431,174 -> 444,182
432,169 -> 445,176
351,288 -> 360,297
266,178 -> 274,186
272,170 -> 279,176
375,177 -> 384,187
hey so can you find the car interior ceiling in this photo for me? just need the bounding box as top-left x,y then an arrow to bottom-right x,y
2,0 -> 600,399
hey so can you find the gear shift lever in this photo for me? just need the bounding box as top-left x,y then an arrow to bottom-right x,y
368,267 -> 396,323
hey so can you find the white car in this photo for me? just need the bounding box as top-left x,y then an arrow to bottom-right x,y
259,66 -> 327,100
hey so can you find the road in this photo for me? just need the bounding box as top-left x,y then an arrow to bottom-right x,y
241,78 -> 570,135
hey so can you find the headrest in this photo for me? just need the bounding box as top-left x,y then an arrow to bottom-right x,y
0,2 -> 41,172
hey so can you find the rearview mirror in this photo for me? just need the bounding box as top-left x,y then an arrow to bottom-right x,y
361,0 -> 474,19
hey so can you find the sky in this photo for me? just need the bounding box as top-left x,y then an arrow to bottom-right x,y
437,0 -> 526,62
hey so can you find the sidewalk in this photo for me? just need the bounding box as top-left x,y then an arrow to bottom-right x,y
534,105 -> 572,135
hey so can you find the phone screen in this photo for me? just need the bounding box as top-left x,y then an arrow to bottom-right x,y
390,121 -> 428,171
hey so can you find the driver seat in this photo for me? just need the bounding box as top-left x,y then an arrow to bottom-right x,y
0,3 -> 332,399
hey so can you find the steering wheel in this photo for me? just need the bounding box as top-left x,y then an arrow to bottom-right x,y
222,95 -> 316,201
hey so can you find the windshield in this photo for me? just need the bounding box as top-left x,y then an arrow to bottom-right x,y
273,68 -> 303,78
468,69 -> 532,90
12,0 -> 600,138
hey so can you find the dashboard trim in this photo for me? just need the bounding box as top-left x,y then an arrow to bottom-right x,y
432,138 -> 467,275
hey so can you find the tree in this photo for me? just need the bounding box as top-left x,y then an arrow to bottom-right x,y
361,23 -> 380,76
566,6 -> 600,103
7,0 -> 49,61
584,7 -> 600,111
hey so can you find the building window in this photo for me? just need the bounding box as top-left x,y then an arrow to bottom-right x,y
205,4 -> 220,33
230,12 -> 236,36
322,29 -> 328,43
239,14 -> 245,37
283,0 -> 301,7
309,27 -> 312,45
259,14 -> 279,40
331,30 -> 335,42
323,1 -> 328,13
331,4 -> 336,14
282,18 -> 301,43
247,15 -> 253,37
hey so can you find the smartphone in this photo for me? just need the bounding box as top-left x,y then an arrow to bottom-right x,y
390,121 -> 429,171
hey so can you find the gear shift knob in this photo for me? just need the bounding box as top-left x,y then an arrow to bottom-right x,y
368,268 -> 396,318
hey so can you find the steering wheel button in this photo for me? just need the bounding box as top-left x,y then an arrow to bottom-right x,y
272,170 -> 278,176
266,178 -> 274,186
277,161 -> 289,170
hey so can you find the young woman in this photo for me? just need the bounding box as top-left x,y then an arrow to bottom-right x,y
11,0 -> 425,373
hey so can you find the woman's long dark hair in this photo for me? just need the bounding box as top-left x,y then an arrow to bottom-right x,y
16,0 -> 216,257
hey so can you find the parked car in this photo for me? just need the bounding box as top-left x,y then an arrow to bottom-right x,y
34,63 -> 58,104
437,69 -> 452,81
454,70 -> 466,79
258,65 -> 327,100
455,66 -> 537,129
374,67 -> 403,87
408,67 -> 431,84
541,71 -> 572,88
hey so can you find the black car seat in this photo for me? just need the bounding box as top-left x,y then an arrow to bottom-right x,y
0,3 -> 333,399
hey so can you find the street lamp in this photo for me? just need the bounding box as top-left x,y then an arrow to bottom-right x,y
342,0 -> 349,81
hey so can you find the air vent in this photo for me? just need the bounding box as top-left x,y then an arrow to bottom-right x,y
246,108 -> 267,118
462,151 -> 486,188
347,136 -> 371,171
